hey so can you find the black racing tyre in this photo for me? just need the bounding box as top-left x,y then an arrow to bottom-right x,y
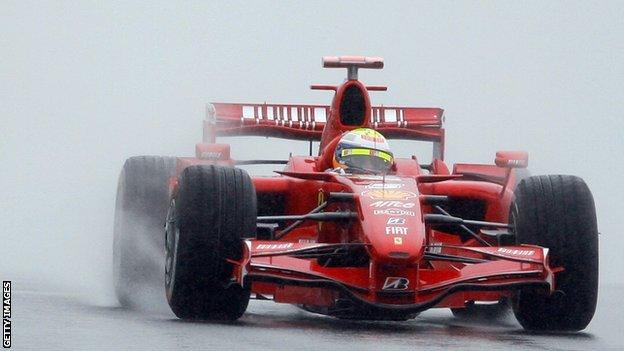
113,156 -> 176,308
165,165 -> 256,320
513,168 -> 531,189
451,298 -> 510,321
511,175 -> 598,331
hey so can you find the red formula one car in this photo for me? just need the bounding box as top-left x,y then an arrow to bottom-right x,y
113,56 -> 598,331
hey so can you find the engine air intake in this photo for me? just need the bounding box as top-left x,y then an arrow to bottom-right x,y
340,85 -> 366,126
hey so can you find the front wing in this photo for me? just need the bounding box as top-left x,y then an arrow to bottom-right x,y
228,241 -> 556,316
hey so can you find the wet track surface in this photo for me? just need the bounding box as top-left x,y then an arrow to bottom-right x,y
15,285 -> 623,351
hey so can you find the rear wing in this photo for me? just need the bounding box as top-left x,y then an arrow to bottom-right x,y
203,103 -> 445,158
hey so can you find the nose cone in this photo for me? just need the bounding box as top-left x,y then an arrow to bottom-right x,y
357,185 -> 426,263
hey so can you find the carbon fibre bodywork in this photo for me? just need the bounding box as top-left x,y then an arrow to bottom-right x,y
169,56 -> 557,320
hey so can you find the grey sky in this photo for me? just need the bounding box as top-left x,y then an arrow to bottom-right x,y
1,1 -> 622,298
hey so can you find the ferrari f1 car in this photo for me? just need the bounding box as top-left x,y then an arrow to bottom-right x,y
113,56 -> 598,331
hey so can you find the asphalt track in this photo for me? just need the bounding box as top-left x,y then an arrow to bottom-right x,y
12,284 -> 624,350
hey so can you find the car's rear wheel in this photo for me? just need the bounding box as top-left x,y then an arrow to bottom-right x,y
511,175 -> 598,331
165,165 -> 256,320
113,156 -> 176,308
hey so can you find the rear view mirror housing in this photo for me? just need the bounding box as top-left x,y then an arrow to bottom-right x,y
495,151 -> 528,168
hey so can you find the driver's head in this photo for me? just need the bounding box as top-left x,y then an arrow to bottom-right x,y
332,128 -> 393,174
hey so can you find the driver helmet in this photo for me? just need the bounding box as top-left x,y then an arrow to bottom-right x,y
332,128 -> 394,173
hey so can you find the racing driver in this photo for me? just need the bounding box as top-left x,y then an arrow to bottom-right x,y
330,128 -> 394,174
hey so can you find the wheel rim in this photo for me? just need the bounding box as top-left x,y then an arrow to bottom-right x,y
509,201 -> 519,240
164,199 -> 178,295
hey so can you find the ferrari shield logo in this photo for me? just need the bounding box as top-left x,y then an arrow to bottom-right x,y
382,277 -> 409,290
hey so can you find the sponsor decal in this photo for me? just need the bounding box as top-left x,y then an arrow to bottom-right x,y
497,248 -> 535,256
382,277 -> 409,290
370,201 -> 415,209
428,242 -> 442,254
373,208 -> 416,216
361,190 -> 417,200
387,217 -> 405,225
365,183 -> 403,190
393,237 -> 403,245
360,134 -> 385,143
256,243 -> 294,250
350,175 -> 402,182
298,238 -> 317,244
200,151 -> 222,160
386,227 -> 408,235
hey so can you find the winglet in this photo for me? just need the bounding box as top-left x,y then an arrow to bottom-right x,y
322,56 -> 384,80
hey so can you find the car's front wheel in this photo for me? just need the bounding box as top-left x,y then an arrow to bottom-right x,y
165,165 -> 256,320
511,175 -> 598,331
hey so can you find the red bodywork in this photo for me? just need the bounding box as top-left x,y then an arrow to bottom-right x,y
171,57 -> 555,319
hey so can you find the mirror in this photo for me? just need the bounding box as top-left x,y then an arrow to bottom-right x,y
495,150 -> 528,168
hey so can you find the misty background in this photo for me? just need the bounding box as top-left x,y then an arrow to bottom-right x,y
1,1 -> 622,305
